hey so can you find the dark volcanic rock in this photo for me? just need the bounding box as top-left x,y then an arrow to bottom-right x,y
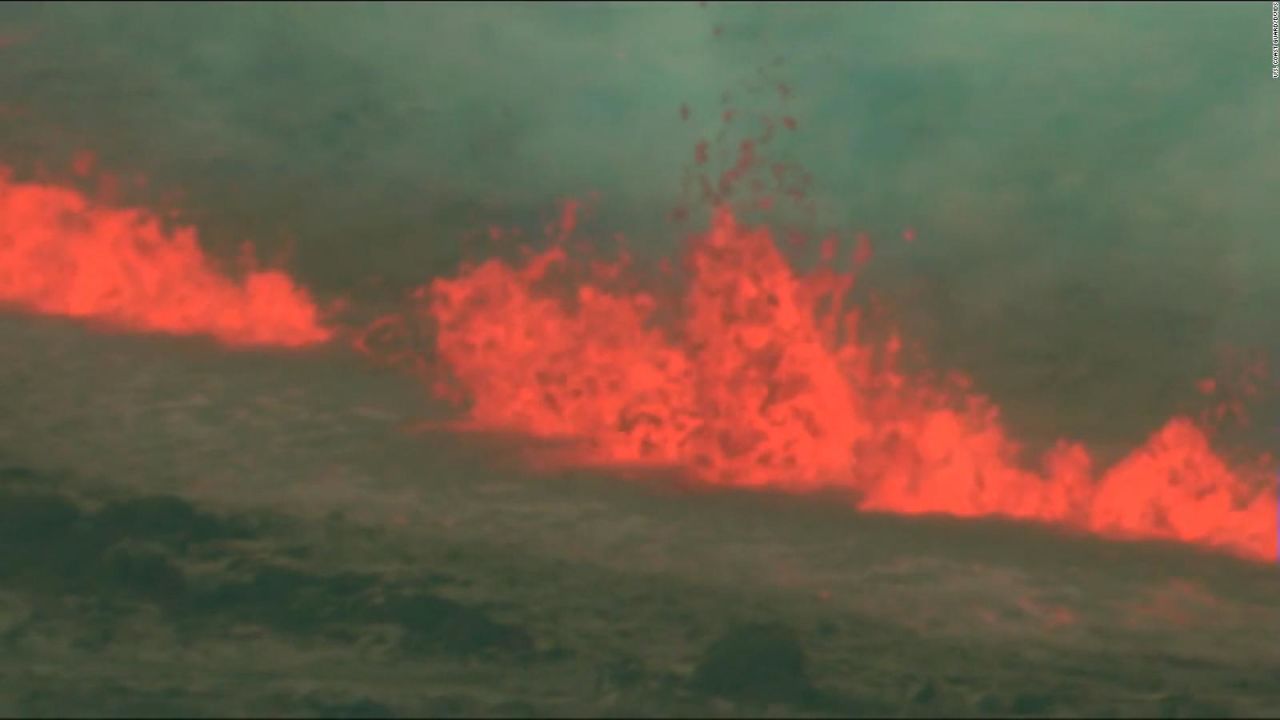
382,592 -> 535,659
188,564 -> 380,635
0,489 -> 83,544
93,494 -> 250,550
690,621 -> 820,708
99,544 -> 188,607
0,488 -> 95,590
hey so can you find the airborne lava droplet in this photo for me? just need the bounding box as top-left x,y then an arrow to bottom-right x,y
819,235 -> 837,263
694,140 -> 710,166
717,140 -> 756,197
0,163 -> 331,348
853,233 -> 873,269
71,150 -> 95,178
558,198 -> 581,240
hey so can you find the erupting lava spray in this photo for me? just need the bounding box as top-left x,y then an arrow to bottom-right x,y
0,161 -> 331,348
412,205 -> 1275,562
354,80 -> 1278,563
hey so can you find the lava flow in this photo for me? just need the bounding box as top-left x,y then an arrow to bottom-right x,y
388,205 -> 1277,563
0,162 -> 331,348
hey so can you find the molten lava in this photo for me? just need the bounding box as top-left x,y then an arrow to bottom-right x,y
415,207 -> 1276,563
0,164 -> 331,347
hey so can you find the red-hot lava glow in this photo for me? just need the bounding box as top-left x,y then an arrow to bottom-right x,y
394,206 -> 1276,563
0,163 -> 331,348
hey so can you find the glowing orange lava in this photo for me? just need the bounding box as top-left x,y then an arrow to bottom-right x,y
0,163 -> 331,348
412,206 -> 1276,563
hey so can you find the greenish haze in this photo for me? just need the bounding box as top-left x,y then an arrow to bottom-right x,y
0,4 -> 1278,716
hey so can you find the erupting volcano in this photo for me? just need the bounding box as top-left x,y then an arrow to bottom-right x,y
369,199 -> 1277,564
2,138 -> 1272,565
0,161 -> 331,348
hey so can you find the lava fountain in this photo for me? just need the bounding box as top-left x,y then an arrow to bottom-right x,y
0,160 -> 331,348
375,202 -> 1276,564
